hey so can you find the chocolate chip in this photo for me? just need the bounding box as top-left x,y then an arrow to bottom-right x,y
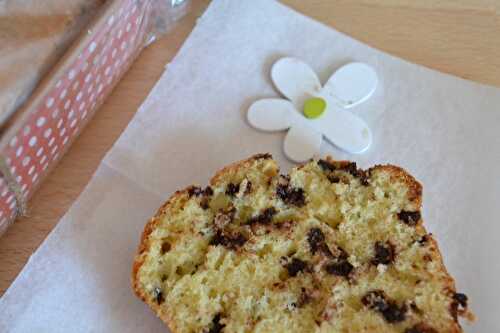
359,173 -> 370,186
160,241 -> 171,254
276,184 -> 288,200
383,304 -> 407,323
319,161 -> 362,179
372,241 -> 395,265
345,165 -> 369,185
244,181 -> 252,195
276,184 -> 306,207
307,228 -> 326,254
453,293 -> 468,308
226,183 -> 240,197
417,233 -> 431,245
318,160 -> 359,175
362,290 -> 407,323
404,323 -> 438,333
198,186 -> 213,209
275,175 -> 305,206
450,292 -> 469,321
204,186 -> 214,196
318,160 -> 369,185
324,260 -> 352,277
324,258 -> 353,277
343,162 -> 358,176
230,233 -> 247,248
208,313 -> 225,333
327,175 -> 341,183
340,162 -> 370,184
153,287 -> 164,305
209,230 -> 246,250
384,306 -> 406,322
188,186 -> 203,197
307,228 -> 329,256
307,228 -> 333,257
318,159 -> 336,171
281,187 -> 305,206
284,258 -> 309,277
247,207 -> 277,225
252,153 -> 272,160
398,211 -> 421,226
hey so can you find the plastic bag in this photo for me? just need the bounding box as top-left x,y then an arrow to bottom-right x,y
0,0 -> 191,236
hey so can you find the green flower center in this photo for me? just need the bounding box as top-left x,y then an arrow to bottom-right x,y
303,97 -> 326,119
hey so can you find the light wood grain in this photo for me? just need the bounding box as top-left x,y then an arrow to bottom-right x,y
1,0 -> 499,295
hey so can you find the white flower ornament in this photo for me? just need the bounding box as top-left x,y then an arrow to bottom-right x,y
247,57 -> 378,162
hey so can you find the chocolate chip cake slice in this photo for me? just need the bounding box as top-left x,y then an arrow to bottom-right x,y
132,154 -> 474,333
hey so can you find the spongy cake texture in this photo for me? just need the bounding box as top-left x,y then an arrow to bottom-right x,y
132,154 -> 473,333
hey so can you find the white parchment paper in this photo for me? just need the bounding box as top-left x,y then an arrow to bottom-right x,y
1,0 -> 499,331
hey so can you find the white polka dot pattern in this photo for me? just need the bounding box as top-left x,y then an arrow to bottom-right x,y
0,0 -> 150,235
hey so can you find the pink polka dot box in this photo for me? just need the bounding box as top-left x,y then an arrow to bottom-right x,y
0,0 -> 189,236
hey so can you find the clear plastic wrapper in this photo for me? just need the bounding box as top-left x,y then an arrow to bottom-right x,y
0,0 -> 191,236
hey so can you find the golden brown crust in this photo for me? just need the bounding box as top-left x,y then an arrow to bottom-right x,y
367,164 -> 423,207
210,153 -> 275,186
131,187 -> 194,333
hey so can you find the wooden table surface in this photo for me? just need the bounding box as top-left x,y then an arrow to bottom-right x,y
1,0 -> 500,295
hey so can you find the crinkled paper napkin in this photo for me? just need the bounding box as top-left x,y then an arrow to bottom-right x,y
1,0 -> 499,331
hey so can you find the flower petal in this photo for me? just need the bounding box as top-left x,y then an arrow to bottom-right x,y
310,108 -> 372,153
247,99 -> 294,131
271,57 -> 321,108
283,124 -> 322,163
322,62 -> 377,109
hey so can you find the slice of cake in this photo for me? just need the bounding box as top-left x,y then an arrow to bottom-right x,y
132,154 -> 473,333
